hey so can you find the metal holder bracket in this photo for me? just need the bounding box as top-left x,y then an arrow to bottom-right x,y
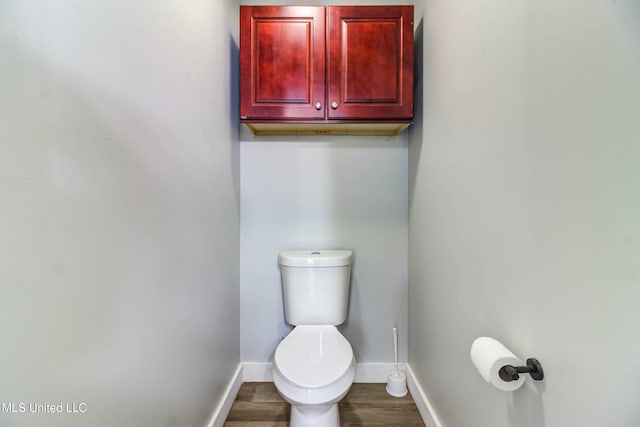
499,358 -> 544,382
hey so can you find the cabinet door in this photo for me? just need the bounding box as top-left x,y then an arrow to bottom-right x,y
327,6 -> 413,120
240,6 -> 325,120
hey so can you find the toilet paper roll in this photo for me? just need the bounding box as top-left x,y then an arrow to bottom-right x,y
470,337 -> 526,391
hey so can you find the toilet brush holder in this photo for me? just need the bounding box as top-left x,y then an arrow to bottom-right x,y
386,370 -> 407,397
387,327 -> 407,397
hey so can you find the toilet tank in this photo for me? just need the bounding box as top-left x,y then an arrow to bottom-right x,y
278,250 -> 353,326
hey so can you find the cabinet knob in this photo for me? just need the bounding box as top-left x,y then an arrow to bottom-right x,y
315,102 -> 322,110
331,101 -> 338,109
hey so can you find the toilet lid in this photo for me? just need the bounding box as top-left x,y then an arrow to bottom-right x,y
274,325 -> 353,389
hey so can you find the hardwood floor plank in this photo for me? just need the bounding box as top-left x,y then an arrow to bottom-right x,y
224,382 -> 426,427
342,383 -> 415,404
224,423 -> 289,427
233,382 -> 258,402
340,401 -> 425,425
225,401 -> 290,422
252,382 -> 288,403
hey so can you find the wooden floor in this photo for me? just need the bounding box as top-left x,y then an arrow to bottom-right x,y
224,382 -> 426,427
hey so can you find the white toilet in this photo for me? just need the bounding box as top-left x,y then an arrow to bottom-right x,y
273,250 -> 356,427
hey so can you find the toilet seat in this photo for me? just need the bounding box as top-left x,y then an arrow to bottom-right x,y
274,325 -> 353,389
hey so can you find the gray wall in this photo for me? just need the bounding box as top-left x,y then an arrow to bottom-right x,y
409,0 -> 640,426
0,1 -> 240,426
240,135 -> 408,363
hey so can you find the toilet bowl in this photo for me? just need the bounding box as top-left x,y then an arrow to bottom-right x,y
274,250 -> 355,426
273,325 -> 355,427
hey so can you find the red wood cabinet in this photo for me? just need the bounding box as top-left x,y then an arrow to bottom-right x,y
240,5 -> 414,135
239,6 -> 325,120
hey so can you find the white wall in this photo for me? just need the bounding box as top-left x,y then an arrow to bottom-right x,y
409,0 -> 640,426
240,134 -> 408,363
0,1 -> 240,426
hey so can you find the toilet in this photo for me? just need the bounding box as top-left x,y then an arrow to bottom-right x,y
273,250 -> 356,427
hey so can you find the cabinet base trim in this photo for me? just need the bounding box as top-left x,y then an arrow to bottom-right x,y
242,122 -> 411,136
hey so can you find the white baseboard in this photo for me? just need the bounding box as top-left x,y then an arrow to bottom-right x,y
206,363 -> 243,427
354,362 -> 407,382
207,362 -> 444,427
406,365 -> 444,427
241,362 -> 273,382
241,361 -> 407,383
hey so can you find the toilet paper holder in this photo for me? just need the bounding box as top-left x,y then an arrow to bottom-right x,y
499,358 -> 544,382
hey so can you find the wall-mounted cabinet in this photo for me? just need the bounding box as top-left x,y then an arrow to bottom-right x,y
240,5 -> 414,135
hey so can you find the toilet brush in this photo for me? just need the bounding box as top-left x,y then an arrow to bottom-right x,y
394,326 -> 399,372
386,327 -> 408,397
